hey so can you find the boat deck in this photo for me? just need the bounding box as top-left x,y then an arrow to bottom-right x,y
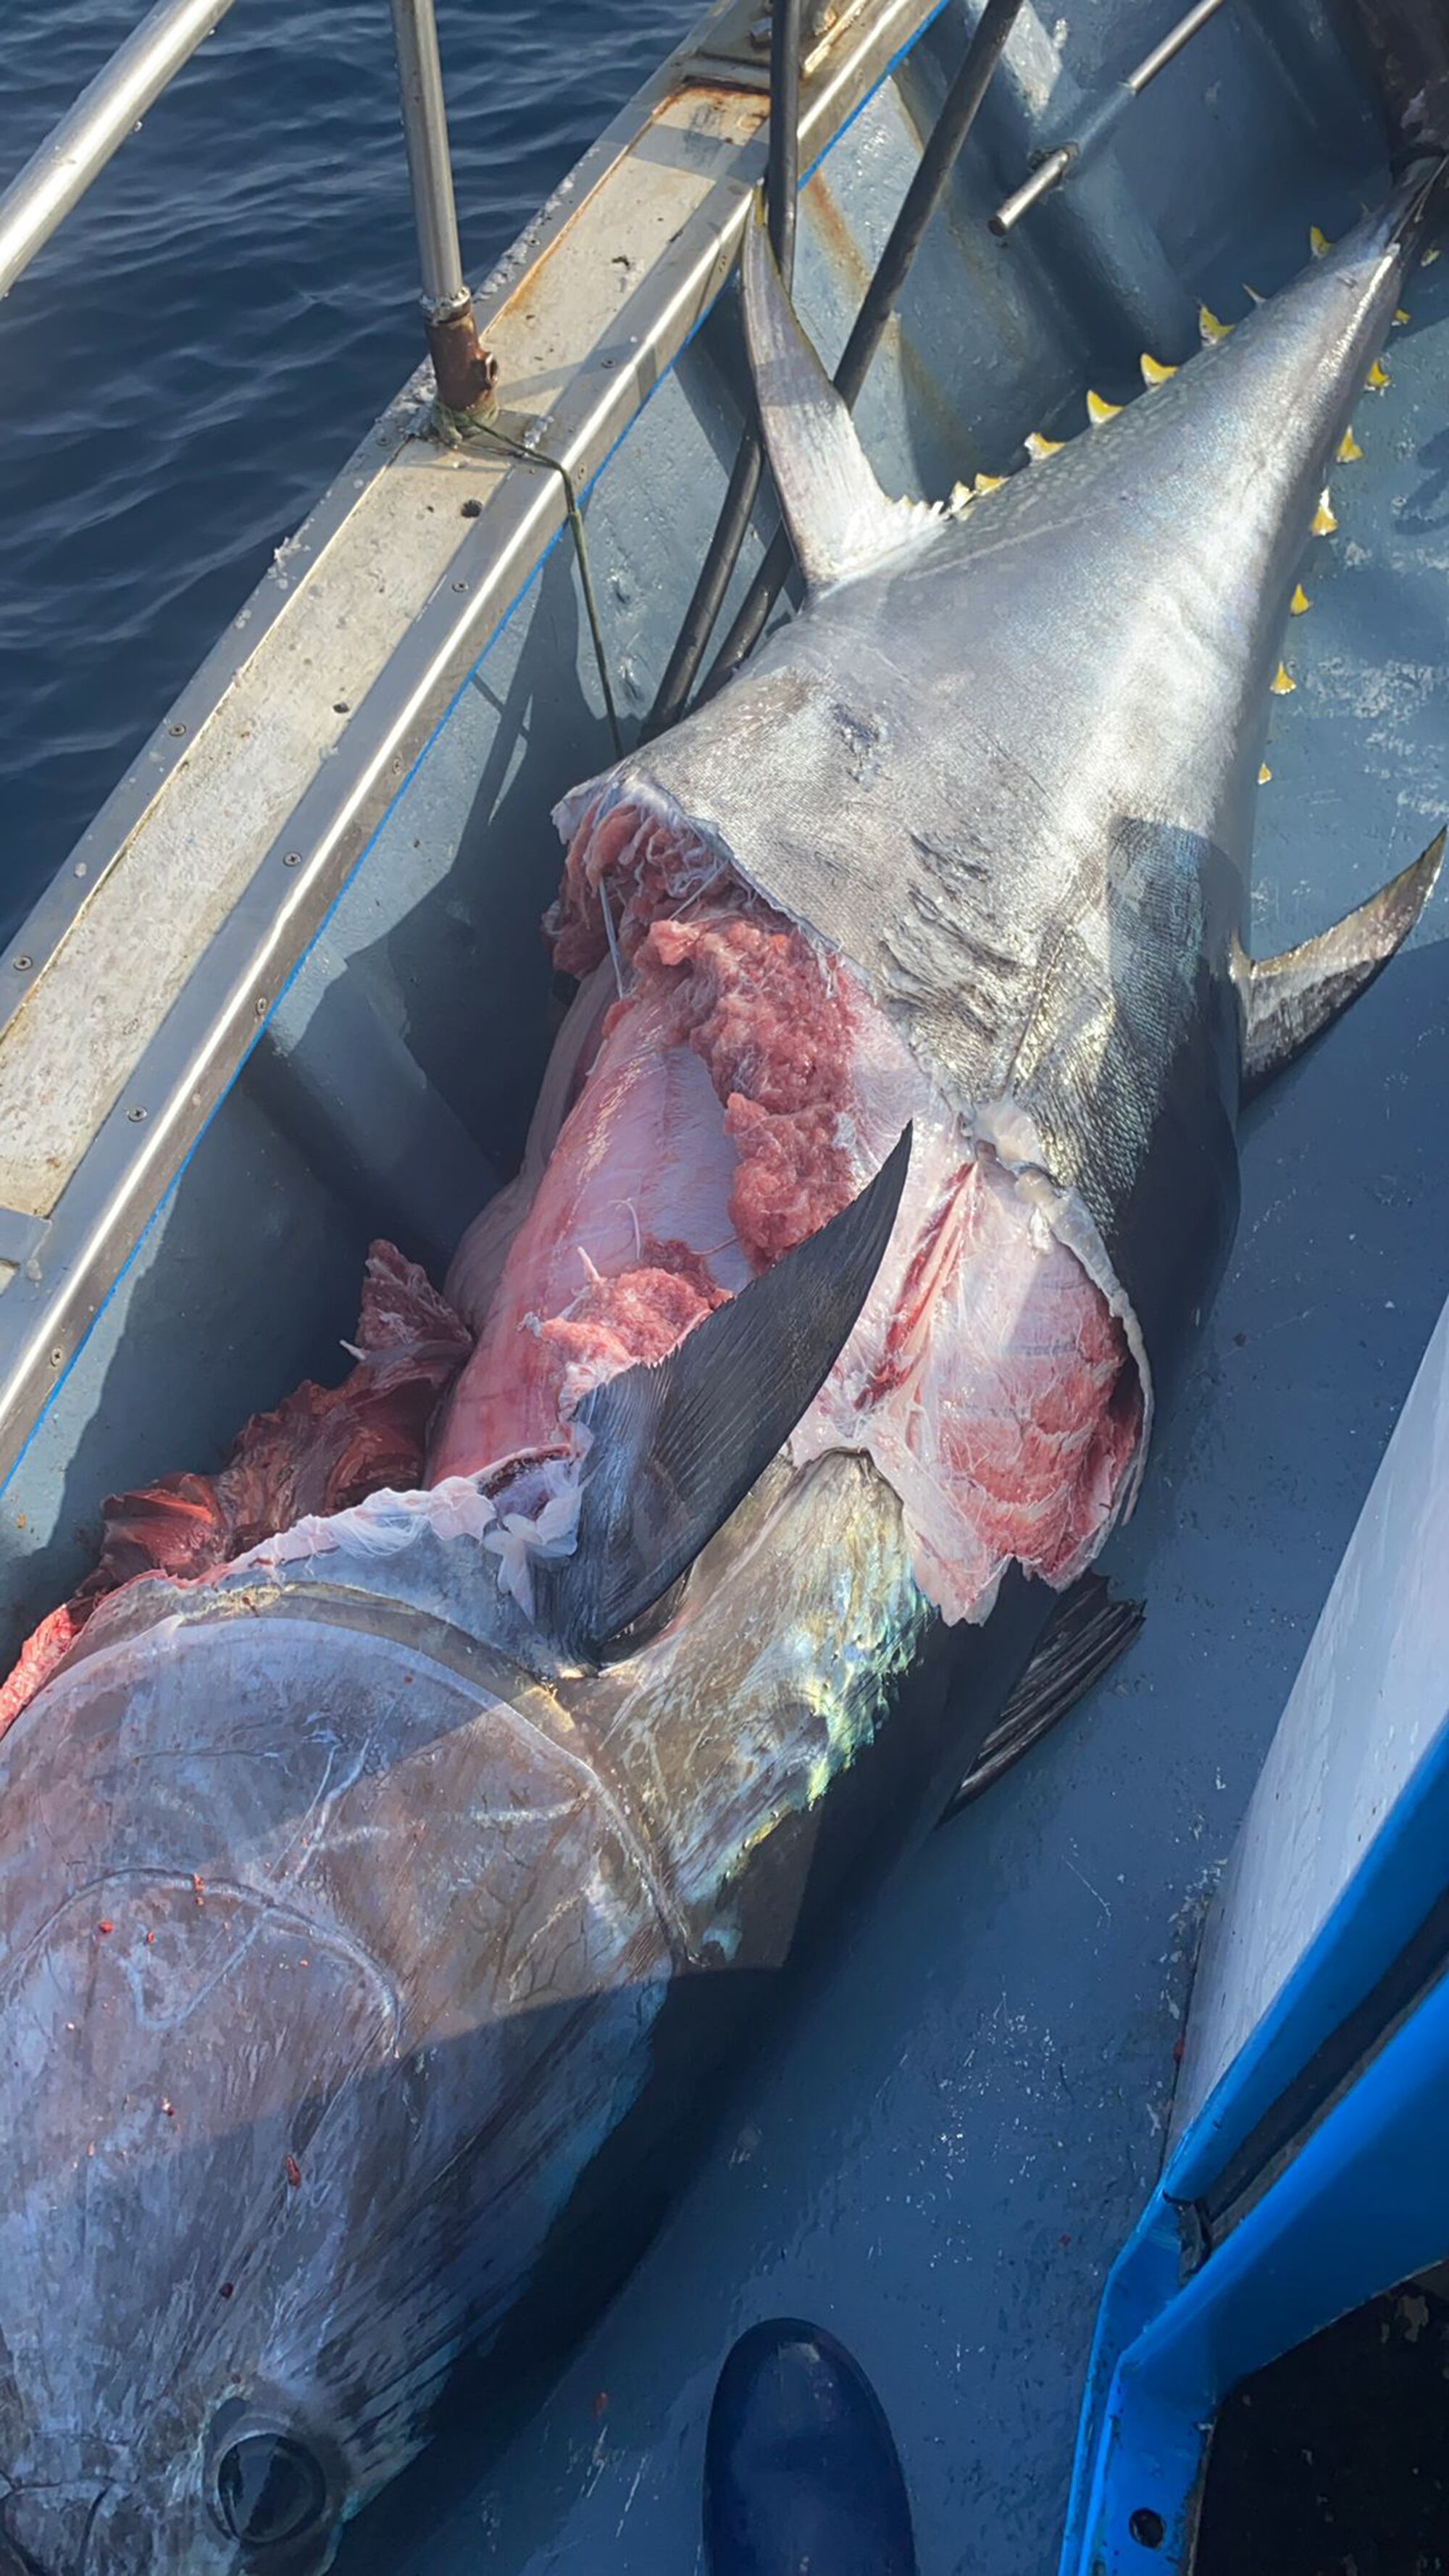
339,182 -> 1449,2576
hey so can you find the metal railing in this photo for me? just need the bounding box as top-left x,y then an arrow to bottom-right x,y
387,0 -> 497,415
0,0 -> 497,417
989,0 -> 1229,234
0,0 -> 235,301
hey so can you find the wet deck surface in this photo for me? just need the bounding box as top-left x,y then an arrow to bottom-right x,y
340,198 -> 1449,2576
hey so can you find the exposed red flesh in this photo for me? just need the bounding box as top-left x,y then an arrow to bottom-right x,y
0,1245 -> 471,1737
642,907 -> 856,1262
445,963 -> 617,1337
2,785 -> 1148,1723
543,793 -> 723,977
429,973 -> 747,1480
434,866 -> 866,1476
793,1152 -> 1142,1616
432,791 -> 1145,1623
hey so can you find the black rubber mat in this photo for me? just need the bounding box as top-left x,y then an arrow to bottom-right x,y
1196,2275 -> 1449,2576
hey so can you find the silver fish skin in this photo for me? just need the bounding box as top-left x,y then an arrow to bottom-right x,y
0,175 -> 1440,2575
0,1454 -> 989,2575
583,174 -> 1441,1434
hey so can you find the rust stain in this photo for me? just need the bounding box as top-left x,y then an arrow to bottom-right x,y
490,87 -> 762,341
805,167 -> 983,470
677,80 -> 770,122
807,166 -> 874,304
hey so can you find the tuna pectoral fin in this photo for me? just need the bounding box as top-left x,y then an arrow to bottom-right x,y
940,1574 -> 1144,1819
551,1129 -> 913,1660
1243,829 -> 1444,1097
740,204 -> 941,590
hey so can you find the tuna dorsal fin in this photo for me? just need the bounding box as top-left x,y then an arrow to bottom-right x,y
740,204 -> 940,590
1242,829 -> 1444,1097
551,1128 -> 911,1657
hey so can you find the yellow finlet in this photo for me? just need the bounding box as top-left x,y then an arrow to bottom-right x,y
973,470 -> 1006,494
1198,304 -> 1230,346
1140,351 -> 1176,385
1270,663 -> 1296,696
1258,764 -> 1273,785
1025,430 -> 1064,461
1290,583 -> 1311,616
1365,356 -> 1390,391
1337,425 -> 1363,462
949,481 -> 973,514
1309,224 -> 1333,257
1394,306 -> 1411,326
1425,245 -> 1440,265
1085,389 -> 1122,425
1312,490 -> 1337,537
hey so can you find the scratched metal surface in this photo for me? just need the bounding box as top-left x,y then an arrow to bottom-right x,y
2,4 -> 1446,2571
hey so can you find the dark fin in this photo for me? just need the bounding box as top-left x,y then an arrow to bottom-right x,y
1242,829 -> 1444,1099
739,203 -> 939,591
1376,150 -> 1449,251
551,1129 -> 912,1658
940,1573 -> 1145,1820
1392,151 -> 1449,248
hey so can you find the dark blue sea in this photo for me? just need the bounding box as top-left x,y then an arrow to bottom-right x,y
0,0 -> 693,944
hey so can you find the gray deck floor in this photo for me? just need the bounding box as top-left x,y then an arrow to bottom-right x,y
343,206 -> 1449,2576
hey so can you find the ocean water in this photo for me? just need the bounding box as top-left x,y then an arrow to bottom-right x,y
0,0 -> 695,945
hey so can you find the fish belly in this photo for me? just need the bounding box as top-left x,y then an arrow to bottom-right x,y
430,798 -> 1143,1626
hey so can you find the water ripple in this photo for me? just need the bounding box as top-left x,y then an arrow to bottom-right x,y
0,0 -> 695,940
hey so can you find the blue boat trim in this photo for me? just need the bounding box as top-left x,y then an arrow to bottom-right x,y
1064,1297 -> 1449,2573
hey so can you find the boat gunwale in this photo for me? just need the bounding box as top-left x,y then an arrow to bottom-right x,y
0,0 -> 954,1496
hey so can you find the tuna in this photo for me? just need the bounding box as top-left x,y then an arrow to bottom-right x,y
0,171 -> 1442,2575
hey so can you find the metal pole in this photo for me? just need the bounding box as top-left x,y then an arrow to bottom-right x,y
989,0 -> 1229,235
990,144 -> 1073,238
1127,0 -> 1227,93
642,0 -> 803,737
388,0 -> 496,420
0,0 -> 236,301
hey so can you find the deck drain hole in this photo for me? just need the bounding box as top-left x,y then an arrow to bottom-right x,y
1129,2508 -> 1166,2550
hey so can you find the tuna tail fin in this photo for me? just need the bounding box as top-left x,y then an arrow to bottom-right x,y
740,203 -> 942,590
548,1127 -> 912,1660
1241,828 -> 1444,1097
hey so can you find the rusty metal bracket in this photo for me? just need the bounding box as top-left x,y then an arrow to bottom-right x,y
391,0 -> 501,427
425,299 -> 499,425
